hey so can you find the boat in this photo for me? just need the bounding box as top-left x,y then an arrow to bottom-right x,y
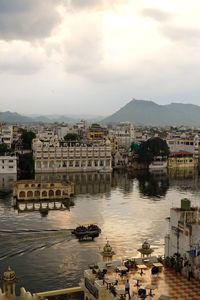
72,223 -> 101,240
149,156 -> 167,170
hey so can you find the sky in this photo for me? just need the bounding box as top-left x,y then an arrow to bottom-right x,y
0,0 -> 200,116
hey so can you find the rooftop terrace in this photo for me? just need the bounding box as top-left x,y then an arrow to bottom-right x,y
84,258 -> 200,300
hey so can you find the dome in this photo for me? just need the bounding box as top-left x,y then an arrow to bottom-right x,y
142,241 -> 150,250
103,241 -> 112,253
101,241 -> 115,257
3,266 -> 16,282
137,240 -> 154,256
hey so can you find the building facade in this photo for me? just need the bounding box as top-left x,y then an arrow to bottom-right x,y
168,151 -> 195,168
33,137 -> 112,173
0,156 -> 17,173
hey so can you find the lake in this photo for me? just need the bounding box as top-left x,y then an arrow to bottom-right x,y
0,169 -> 200,293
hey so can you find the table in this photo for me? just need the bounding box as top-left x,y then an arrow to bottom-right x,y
117,266 -> 128,276
104,279 -> 116,289
145,284 -> 157,297
137,264 -> 147,275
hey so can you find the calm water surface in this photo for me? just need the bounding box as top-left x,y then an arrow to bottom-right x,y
0,170 -> 200,293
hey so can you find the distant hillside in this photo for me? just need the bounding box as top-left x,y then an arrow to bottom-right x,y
0,111 -> 104,124
103,99 -> 200,126
0,111 -> 33,123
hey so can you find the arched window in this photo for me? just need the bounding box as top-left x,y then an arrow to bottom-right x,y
55,190 -> 61,196
19,191 -> 25,198
34,190 -> 40,197
42,190 -> 47,197
49,190 -> 54,197
27,191 -> 33,198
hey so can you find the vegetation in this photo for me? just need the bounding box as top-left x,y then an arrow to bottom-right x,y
0,143 -> 12,155
20,129 -> 36,150
64,133 -> 80,141
137,137 -> 170,164
18,153 -> 34,176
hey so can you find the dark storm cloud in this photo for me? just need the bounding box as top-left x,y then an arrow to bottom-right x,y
0,0 -> 61,41
141,8 -> 172,22
162,26 -> 200,44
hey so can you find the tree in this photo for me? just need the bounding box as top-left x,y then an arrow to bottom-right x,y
138,137 -> 170,164
64,133 -> 80,141
0,143 -> 11,155
20,129 -> 36,150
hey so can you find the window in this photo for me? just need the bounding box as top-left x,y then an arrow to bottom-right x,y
9,160 -> 13,163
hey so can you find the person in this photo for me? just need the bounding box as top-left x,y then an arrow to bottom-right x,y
188,264 -> 193,281
125,279 -> 130,299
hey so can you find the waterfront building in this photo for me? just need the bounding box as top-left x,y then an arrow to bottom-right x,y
32,137 -> 112,173
0,156 -> 17,174
165,198 -> 200,280
168,151 -> 195,168
167,134 -> 200,166
13,180 -> 74,201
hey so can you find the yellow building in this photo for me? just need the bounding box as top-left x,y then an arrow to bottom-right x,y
168,151 -> 195,168
87,124 -> 108,141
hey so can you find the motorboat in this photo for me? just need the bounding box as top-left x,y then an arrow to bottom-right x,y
72,223 -> 101,240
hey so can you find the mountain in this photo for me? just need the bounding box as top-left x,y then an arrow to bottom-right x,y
103,99 -> 200,126
0,111 -> 104,124
0,111 -> 34,123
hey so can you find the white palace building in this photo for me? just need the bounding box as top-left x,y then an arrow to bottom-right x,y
32,136 -> 112,173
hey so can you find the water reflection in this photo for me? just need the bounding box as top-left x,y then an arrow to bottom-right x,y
14,199 -> 74,216
35,173 -> 112,195
136,172 -> 169,198
0,173 -> 17,194
1,170 -> 200,293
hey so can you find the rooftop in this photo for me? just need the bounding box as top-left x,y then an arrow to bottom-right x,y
85,258 -> 200,300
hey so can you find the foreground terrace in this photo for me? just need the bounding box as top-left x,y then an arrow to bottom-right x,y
81,257 -> 200,300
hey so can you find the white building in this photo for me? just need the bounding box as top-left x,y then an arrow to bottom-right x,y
1,125 -> 13,148
32,137 -> 112,173
109,122 -> 134,149
165,199 -> 200,279
0,156 -> 17,173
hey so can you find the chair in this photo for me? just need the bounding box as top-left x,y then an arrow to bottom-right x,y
138,288 -> 146,299
151,266 -> 159,275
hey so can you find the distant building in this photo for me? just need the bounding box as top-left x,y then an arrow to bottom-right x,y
167,134 -> 199,166
0,156 -> 17,173
0,125 -> 13,148
87,124 -> 108,141
168,151 -> 195,168
109,122 -> 135,149
32,137 -> 112,173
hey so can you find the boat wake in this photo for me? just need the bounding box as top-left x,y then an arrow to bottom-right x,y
0,229 -> 73,261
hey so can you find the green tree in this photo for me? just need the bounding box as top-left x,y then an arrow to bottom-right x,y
18,153 -> 34,175
138,137 -> 170,164
0,143 -> 11,155
20,129 -> 36,150
64,133 -> 80,141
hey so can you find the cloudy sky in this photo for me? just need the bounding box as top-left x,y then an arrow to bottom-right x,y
0,0 -> 200,116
